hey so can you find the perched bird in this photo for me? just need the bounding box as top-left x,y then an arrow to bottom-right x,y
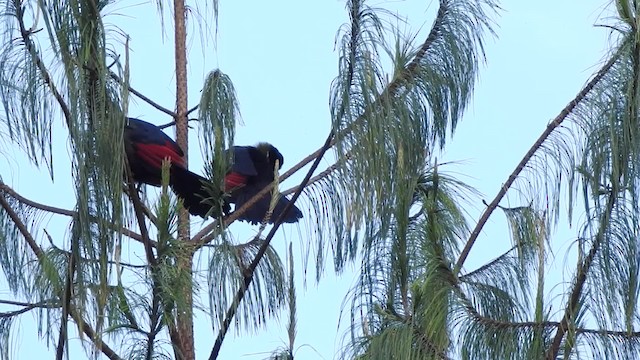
226,143 -> 303,225
124,117 -> 223,217
124,118 -> 302,224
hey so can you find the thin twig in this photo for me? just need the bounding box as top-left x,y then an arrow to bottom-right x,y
158,118 -> 199,129
0,300 -> 59,318
110,72 -> 176,117
187,104 -> 198,116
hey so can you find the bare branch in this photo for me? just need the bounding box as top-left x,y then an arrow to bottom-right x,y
0,299 -> 59,318
110,72 -> 176,117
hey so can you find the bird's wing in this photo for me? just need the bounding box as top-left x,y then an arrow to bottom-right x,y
231,146 -> 258,176
126,118 -> 185,168
135,143 -> 185,169
232,183 -> 303,225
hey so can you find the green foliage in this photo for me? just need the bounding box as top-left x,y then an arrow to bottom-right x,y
312,0 -> 498,277
3,0 -> 640,359
207,238 -> 287,334
199,69 -> 240,218
341,165 -> 475,359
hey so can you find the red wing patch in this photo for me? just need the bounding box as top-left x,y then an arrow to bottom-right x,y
136,142 -> 186,169
224,172 -> 248,192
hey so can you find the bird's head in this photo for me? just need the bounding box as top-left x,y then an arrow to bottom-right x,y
256,142 -> 284,170
125,117 -> 153,135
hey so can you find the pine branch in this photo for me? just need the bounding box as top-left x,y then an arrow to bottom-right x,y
543,109 -> 622,358
187,104 -> 198,115
14,2 -> 71,128
157,118 -> 200,129
110,72 -> 176,117
190,4 -> 444,246
68,307 -> 123,360
468,308 -> 640,339
281,158 -> 343,197
125,179 -> 156,268
0,182 -> 147,244
125,176 -> 182,358
50,248 -> 148,270
0,299 -> 59,318
55,245 -> 76,360
0,184 -> 44,259
457,242 -> 521,281
0,182 -> 122,359
207,132 -> 334,360
454,41 -> 627,274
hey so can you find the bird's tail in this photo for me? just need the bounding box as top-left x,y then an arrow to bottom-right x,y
170,166 -> 226,218
233,185 -> 303,225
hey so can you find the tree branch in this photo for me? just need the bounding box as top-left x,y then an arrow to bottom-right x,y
110,72 -> 176,117
207,132 -> 334,360
124,174 -> 183,359
0,181 -> 122,359
190,2 -> 449,247
0,182 -> 147,245
68,308 -> 123,360
0,299 -> 59,318
281,159 -> 341,197
55,244 -> 76,360
15,2 -> 72,128
454,43 -> 626,274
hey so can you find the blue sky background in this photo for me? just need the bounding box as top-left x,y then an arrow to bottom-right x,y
0,0 -> 617,358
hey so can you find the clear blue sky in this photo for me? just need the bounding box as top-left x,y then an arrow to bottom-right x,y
0,0 -> 613,359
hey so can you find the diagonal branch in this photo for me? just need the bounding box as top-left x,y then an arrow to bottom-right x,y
55,243 -> 76,360
68,307 -> 123,360
454,43 -> 627,274
0,182 -> 147,245
110,72 -> 176,117
15,2 -> 71,128
281,161 -> 340,196
190,3 -> 448,247
0,182 -> 122,360
457,242 -> 521,281
207,132 -> 335,360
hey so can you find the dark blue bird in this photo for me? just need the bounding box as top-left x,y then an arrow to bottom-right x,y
124,118 -> 302,224
225,143 -> 303,225
124,117 -> 224,217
